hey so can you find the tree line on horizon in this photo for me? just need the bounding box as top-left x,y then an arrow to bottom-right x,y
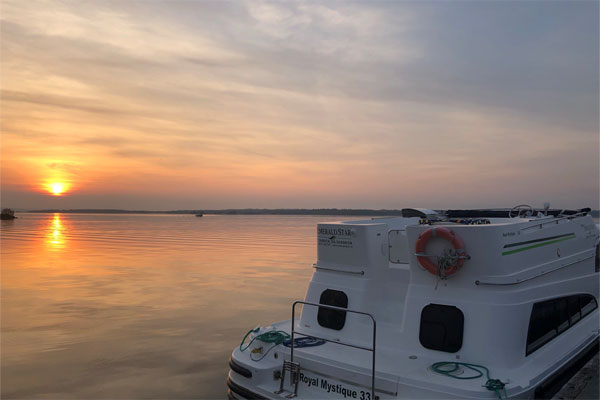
25,208 -> 405,216
22,208 -> 600,217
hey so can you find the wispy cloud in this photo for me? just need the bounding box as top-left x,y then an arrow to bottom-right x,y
1,0 -> 597,209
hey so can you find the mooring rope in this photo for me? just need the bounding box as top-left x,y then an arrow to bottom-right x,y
431,361 -> 507,399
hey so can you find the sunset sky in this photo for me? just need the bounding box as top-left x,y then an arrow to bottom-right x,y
1,0 -> 598,210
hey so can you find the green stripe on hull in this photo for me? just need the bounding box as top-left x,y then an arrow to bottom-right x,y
502,234 -> 576,256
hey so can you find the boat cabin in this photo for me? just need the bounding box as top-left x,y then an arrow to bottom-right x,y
228,207 -> 599,399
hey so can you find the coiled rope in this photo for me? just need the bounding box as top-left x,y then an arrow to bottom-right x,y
239,328 -> 326,361
431,361 -> 507,399
239,328 -> 291,361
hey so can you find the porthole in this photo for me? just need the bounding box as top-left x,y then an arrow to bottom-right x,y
317,289 -> 348,331
419,304 -> 464,353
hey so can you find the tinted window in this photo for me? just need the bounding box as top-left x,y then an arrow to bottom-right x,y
527,294 -> 598,355
419,304 -> 464,353
556,298 -> 569,333
527,300 -> 557,354
580,295 -> 597,318
568,296 -> 581,325
317,289 -> 348,331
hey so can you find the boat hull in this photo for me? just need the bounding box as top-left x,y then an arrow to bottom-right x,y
227,210 -> 600,399
227,338 -> 598,399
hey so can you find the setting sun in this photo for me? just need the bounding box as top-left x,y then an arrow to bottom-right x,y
47,182 -> 69,196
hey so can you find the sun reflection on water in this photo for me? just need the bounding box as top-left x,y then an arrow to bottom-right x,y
1,213 -> 319,399
47,213 -> 65,249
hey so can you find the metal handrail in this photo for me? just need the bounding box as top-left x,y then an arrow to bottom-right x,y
519,211 -> 588,231
291,300 -> 377,399
312,264 -> 365,275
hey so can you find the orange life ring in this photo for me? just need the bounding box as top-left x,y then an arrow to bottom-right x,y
415,227 -> 467,277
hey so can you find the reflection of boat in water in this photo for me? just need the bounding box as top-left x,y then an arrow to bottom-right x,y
195,213 -> 204,217
1,208 -> 16,220
227,205 -> 599,400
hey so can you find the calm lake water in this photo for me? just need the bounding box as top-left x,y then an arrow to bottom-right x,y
0,213 -> 339,399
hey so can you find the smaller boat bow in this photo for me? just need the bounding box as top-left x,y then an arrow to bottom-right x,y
1,208 -> 17,220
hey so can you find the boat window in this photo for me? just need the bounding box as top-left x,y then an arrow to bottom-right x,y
419,304 -> 464,353
527,300 -> 557,355
568,296 -> 581,325
527,294 -> 598,355
580,295 -> 597,318
595,244 -> 599,273
556,298 -> 569,333
317,289 -> 348,331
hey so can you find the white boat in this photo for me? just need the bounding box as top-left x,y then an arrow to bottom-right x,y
227,205 -> 599,399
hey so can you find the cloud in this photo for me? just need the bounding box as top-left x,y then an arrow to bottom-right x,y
0,0 -> 597,209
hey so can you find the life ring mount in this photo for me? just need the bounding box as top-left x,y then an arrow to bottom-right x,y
415,227 -> 469,278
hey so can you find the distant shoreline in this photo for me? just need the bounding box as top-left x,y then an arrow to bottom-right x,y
22,208 -> 405,216
18,208 -> 600,217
